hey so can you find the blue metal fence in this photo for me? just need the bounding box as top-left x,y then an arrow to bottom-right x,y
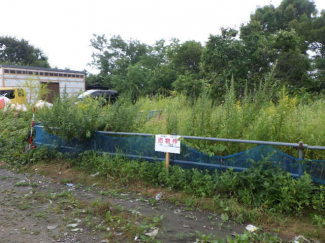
34,126 -> 325,185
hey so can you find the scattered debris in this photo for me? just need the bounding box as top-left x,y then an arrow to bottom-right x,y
174,209 -> 182,215
155,193 -> 162,201
35,100 -> 53,108
91,172 -> 100,177
0,96 -> 11,110
67,223 -> 78,228
47,225 -> 58,230
130,210 -> 141,216
11,103 -> 27,111
66,183 -> 74,187
71,228 -> 83,232
311,239 -> 321,243
246,224 -> 258,232
292,235 -> 310,243
145,227 -> 159,237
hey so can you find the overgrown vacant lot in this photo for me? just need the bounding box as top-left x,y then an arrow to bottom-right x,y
38,87 -> 325,160
1,90 -> 325,242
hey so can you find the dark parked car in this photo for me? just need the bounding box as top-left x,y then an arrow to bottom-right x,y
76,90 -> 119,104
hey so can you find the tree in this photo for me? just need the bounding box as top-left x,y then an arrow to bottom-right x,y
273,30 -> 311,87
310,10 -> 325,87
112,63 -> 150,100
239,0 -> 320,90
22,76 -> 50,104
172,72 -> 206,98
167,40 -> 203,75
148,65 -> 178,94
87,0 -> 325,97
139,39 -> 169,69
89,35 -> 174,96
0,36 -> 50,68
89,35 -> 153,88
89,35 -> 149,75
201,28 -> 248,96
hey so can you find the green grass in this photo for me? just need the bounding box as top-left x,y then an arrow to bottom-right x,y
132,91 -> 325,159
32,86 -> 325,160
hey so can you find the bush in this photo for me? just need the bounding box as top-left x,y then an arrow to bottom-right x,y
38,94 -> 105,141
0,110 -> 30,164
206,160 -> 317,213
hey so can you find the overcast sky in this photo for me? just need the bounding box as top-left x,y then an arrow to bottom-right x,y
1,0 -> 324,74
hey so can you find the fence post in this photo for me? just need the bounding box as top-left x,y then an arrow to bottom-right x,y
298,141 -> 304,176
165,152 -> 170,169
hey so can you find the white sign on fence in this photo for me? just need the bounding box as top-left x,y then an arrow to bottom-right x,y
155,134 -> 181,154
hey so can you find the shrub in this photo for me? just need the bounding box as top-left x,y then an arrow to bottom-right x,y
38,93 -> 105,141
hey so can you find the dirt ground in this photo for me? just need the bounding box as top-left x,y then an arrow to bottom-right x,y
0,162 -> 247,243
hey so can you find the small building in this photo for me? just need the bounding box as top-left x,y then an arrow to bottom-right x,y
0,64 -> 85,103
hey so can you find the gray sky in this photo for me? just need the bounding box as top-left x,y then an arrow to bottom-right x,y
1,0 -> 324,73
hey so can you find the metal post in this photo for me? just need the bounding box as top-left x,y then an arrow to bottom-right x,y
298,141 -> 304,176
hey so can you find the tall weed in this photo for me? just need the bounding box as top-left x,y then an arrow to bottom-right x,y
33,83 -> 325,159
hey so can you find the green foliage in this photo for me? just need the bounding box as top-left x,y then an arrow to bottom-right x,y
72,151 -> 324,214
167,40 -> 203,75
226,230 -> 283,243
86,0 -> 325,98
195,231 -> 219,242
172,73 -> 206,98
0,107 -> 64,166
230,161 -> 314,213
311,185 -> 325,211
22,76 -> 50,104
38,92 -> 105,141
311,214 -> 325,228
202,28 -> 248,96
0,110 -> 30,164
189,169 -> 215,197
0,111 -> 29,153
0,36 -> 50,67
112,63 -> 150,100
103,95 -> 145,132
133,87 -> 325,160
36,83 -> 325,160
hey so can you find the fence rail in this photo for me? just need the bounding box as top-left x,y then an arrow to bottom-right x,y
96,131 -> 325,154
